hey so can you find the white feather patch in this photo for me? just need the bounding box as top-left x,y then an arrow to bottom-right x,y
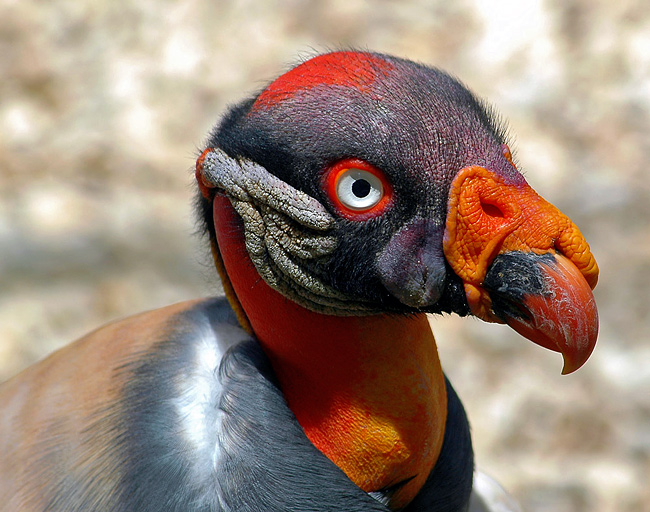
173,311 -> 250,476
469,471 -> 523,512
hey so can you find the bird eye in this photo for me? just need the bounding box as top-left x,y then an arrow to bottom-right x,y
336,169 -> 383,210
324,159 -> 393,219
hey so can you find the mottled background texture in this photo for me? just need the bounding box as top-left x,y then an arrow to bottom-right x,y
1,1 -> 648,511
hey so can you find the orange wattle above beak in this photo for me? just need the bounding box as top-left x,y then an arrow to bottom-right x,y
443,165 -> 599,374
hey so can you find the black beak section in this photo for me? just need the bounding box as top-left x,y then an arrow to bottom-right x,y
483,252 -> 551,322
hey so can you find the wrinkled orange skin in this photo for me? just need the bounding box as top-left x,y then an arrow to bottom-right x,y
443,166 -> 599,319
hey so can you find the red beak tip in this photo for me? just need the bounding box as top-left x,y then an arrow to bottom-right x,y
560,332 -> 598,375
561,356 -> 582,375
498,252 -> 599,375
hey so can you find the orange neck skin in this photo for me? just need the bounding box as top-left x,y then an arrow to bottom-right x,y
212,194 -> 447,509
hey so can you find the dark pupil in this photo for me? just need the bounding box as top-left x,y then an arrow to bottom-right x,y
351,179 -> 371,198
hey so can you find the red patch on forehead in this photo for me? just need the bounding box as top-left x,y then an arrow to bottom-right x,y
253,52 -> 394,110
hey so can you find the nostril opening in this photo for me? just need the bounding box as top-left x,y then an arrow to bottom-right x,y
481,202 -> 505,218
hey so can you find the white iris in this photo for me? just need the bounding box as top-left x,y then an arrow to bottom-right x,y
335,169 -> 384,210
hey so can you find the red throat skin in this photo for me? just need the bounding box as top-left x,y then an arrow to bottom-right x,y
212,194 -> 448,509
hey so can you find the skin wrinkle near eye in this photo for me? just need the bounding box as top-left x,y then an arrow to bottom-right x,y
201,149 -> 335,231
202,149 -> 381,315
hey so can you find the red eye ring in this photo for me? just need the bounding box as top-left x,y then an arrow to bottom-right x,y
323,159 -> 393,220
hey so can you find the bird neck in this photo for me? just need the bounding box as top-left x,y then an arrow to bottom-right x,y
212,194 -> 448,509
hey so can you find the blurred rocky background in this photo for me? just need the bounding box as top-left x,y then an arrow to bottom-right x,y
1,0 -> 648,510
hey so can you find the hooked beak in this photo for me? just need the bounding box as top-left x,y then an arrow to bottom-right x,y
443,166 -> 599,374
483,251 -> 598,374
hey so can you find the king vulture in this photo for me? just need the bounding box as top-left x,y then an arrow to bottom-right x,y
0,51 -> 598,512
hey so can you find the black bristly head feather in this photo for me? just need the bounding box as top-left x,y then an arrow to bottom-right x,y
198,51 -> 516,317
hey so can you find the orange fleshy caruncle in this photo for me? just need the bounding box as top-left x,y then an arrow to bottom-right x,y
443,165 -> 599,321
195,147 -> 216,200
